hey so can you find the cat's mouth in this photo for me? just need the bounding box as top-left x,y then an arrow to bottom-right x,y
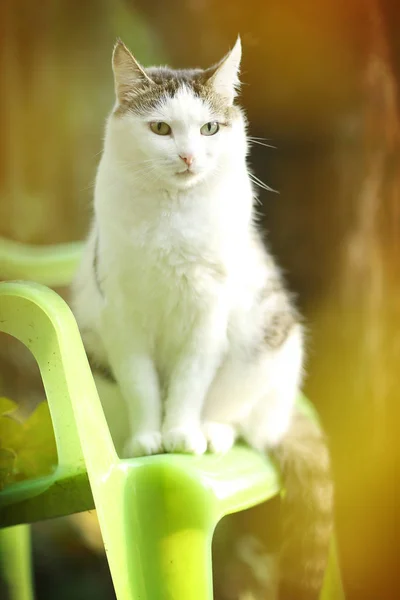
176,169 -> 195,177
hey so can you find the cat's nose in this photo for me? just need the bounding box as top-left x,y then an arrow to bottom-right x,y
179,154 -> 194,167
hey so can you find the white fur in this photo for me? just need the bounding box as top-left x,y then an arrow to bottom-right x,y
72,45 -> 303,457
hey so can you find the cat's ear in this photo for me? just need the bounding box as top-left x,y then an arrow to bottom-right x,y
206,37 -> 242,105
112,39 -> 154,102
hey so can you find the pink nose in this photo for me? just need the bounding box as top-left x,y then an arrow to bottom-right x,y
179,154 -> 194,167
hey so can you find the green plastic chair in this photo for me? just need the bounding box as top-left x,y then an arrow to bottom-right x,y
0,238 -> 345,600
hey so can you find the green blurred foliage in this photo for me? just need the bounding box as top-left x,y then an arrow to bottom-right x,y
0,397 -> 56,489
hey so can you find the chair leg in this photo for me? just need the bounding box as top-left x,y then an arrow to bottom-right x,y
0,525 -> 34,600
94,461 -> 216,600
321,537 -> 346,600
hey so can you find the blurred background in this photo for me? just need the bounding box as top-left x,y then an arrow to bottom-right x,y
0,0 -> 399,599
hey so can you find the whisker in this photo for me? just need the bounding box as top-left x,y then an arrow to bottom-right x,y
249,136 -> 274,142
115,161 -> 163,177
249,172 -> 279,194
137,158 -> 170,165
79,180 -> 96,193
253,192 -> 263,206
248,137 -> 276,149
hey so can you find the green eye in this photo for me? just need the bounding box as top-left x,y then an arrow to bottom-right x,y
150,122 -> 171,136
200,122 -> 219,136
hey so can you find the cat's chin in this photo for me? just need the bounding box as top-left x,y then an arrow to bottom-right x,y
171,170 -> 205,190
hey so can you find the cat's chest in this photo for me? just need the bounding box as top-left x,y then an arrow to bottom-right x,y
128,215 -> 218,276
104,214 -> 226,317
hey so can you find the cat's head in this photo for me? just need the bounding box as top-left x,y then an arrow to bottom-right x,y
107,38 -> 246,190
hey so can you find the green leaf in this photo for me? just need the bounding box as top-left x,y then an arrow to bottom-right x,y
0,447 -> 16,491
0,397 -> 57,489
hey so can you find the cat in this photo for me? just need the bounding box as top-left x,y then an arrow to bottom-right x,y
71,38 -> 333,599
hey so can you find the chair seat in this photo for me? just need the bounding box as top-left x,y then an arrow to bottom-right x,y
0,444 -> 280,527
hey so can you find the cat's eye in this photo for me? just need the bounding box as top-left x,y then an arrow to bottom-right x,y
150,122 -> 171,136
200,122 -> 219,136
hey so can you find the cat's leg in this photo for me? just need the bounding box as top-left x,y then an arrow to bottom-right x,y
203,324 -> 303,454
162,350 -> 223,454
202,421 -> 237,454
116,353 -> 163,457
71,231 -> 160,456
203,351 -> 272,454
162,311 -> 227,455
102,324 -> 163,457
240,324 -> 303,450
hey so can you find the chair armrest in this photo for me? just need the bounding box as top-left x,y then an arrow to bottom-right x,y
0,282 -> 116,480
0,238 -> 82,287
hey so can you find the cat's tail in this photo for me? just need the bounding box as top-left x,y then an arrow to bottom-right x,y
270,406 -> 334,600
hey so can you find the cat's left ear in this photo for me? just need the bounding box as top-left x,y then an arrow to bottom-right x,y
205,37 -> 242,105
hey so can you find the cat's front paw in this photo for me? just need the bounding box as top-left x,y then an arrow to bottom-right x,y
163,426 -> 207,455
123,432 -> 163,458
203,422 -> 236,454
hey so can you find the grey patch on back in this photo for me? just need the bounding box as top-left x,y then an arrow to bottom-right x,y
114,65 -> 240,123
93,231 -> 104,297
258,276 -> 285,300
260,276 -> 300,349
86,352 -> 116,384
264,309 -> 298,349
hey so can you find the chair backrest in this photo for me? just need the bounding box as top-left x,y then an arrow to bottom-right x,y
0,237 -> 82,287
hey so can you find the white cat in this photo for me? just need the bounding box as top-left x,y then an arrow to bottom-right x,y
72,38 -> 333,599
